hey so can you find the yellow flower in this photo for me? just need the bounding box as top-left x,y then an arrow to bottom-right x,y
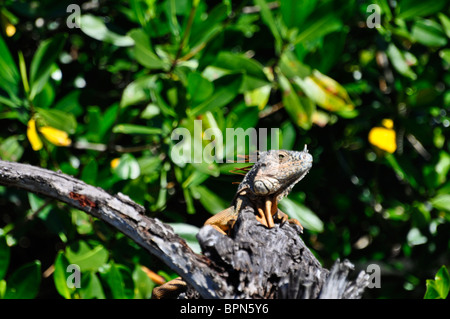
5,23 -> 16,37
368,119 -> 397,153
26,119 -> 72,151
39,126 -> 72,146
110,158 -> 120,169
27,119 -> 43,151
381,118 -> 394,129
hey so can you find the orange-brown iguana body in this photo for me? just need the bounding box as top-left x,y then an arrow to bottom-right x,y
152,147 -> 313,298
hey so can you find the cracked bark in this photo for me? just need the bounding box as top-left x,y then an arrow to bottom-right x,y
0,160 -> 369,299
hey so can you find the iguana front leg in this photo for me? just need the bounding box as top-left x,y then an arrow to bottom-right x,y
204,206 -> 237,235
259,197 -> 304,232
274,209 -> 303,233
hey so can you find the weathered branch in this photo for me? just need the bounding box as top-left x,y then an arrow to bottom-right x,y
0,160 -> 227,298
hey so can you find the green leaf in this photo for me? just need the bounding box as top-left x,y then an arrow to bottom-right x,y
4,260 -> 41,299
29,34 -> 66,100
213,52 -> 268,81
35,107 -> 77,134
189,4 -> 227,48
279,51 -> 312,79
397,0 -> 447,21
244,84 -> 271,110
430,194 -> 450,212
66,241 -> 109,272
294,12 -> 342,45
132,265 -> 154,299
294,70 -> 354,112
187,72 -> 214,103
128,29 -> 169,70
113,154 -> 141,180
0,136 -> 24,162
281,0 -> 316,29
137,156 -> 162,176
438,13 -> 450,38
192,185 -> 228,215
279,197 -> 324,232
386,44 -> 417,80
53,251 -> 74,299
0,235 -> 10,281
81,160 -> 98,186
54,90 -> 83,117
112,124 -> 162,135
120,75 -> 156,108
71,209 -> 93,235
278,71 -> 313,130
0,280 -> 5,299
189,74 -> 242,116
424,265 -> 450,299
80,14 -> 134,47
168,223 -> 201,254
385,153 -> 419,189
406,228 -> 427,246
253,0 -> 282,52
99,262 -> 129,299
412,19 -> 448,47
435,151 -> 450,185
80,271 -> 105,299
0,34 -> 19,96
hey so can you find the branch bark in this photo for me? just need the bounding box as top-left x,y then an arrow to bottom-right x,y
0,160 -> 227,298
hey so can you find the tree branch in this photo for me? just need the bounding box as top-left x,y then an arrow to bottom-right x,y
0,160 -> 228,299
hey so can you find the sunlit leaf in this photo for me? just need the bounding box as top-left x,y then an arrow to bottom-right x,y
66,241 -> 109,272
397,0 -> 447,20
279,197 -> 324,232
424,265 -> 450,299
412,19 -> 447,47
112,124 -> 162,135
0,136 -> 24,161
29,34 -> 66,99
0,235 -> 10,281
4,261 -> 41,299
168,223 -> 201,254
53,251 -> 74,299
128,29 -> 169,70
244,84 -> 271,110
80,15 -> 134,47
113,154 -> 141,180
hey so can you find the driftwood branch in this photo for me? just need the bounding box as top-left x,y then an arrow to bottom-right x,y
0,160 -> 369,299
0,160 -> 227,298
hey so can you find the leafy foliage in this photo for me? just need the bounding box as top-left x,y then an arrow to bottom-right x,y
424,265 -> 450,299
0,0 -> 449,299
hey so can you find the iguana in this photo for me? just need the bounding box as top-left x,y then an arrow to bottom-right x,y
152,146 -> 313,298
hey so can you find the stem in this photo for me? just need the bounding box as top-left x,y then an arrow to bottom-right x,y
168,1 -> 198,74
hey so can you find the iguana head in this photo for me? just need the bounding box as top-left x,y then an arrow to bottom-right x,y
238,146 -> 313,200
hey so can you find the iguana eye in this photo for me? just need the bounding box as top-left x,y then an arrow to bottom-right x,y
278,153 -> 285,160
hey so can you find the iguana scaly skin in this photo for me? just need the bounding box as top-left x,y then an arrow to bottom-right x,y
152,147 -> 313,299
204,146 -> 313,234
